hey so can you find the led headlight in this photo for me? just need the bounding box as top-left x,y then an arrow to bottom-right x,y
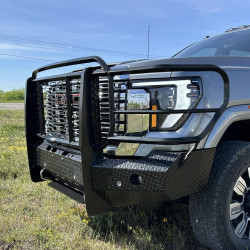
131,78 -> 202,131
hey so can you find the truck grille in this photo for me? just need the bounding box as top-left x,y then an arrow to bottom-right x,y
41,78 -> 80,142
99,77 -> 127,139
39,75 -> 127,145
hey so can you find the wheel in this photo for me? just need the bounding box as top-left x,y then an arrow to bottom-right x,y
189,140 -> 250,249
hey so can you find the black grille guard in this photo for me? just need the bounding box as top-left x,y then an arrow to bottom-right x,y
25,56 -> 229,215
30,55 -> 229,147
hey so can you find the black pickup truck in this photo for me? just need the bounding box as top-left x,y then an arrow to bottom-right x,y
26,26 -> 250,249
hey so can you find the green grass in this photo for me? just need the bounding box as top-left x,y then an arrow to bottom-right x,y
0,99 -> 24,103
116,114 -> 149,156
0,89 -> 25,103
0,110 -> 206,249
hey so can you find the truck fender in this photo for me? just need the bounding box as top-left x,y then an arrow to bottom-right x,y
204,105 -> 250,148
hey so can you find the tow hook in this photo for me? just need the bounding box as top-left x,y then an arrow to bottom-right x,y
40,168 -> 53,181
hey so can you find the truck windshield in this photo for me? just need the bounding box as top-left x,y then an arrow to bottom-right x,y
174,29 -> 250,58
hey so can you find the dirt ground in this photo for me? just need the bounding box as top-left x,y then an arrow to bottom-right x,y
0,103 -> 24,110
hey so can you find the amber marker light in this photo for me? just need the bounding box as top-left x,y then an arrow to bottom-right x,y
152,105 -> 157,128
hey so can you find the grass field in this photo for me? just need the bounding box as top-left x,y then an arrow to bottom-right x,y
0,110 -> 206,249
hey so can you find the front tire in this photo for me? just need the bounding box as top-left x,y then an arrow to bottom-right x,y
189,141 -> 250,249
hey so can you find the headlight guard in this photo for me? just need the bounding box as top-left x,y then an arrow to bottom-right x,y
129,77 -> 202,131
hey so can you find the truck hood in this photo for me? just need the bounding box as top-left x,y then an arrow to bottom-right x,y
111,56 -> 250,70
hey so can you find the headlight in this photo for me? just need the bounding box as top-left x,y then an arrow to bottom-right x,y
129,78 -> 202,131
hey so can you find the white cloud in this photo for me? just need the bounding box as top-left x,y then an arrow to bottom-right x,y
0,43 -> 35,51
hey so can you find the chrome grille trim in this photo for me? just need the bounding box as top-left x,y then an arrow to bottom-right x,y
39,75 -> 128,145
41,78 -> 80,143
99,76 -> 127,139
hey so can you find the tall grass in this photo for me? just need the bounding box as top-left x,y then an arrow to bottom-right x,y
0,110 -> 206,249
0,89 -> 25,103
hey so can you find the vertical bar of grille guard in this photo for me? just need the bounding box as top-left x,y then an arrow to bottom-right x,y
66,77 -> 73,142
79,68 -> 112,215
37,81 -> 45,135
26,77 -> 43,182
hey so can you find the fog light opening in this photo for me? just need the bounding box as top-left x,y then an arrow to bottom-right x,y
130,174 -> 143,185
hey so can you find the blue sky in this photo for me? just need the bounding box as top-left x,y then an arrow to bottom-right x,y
0,0 -> 250,90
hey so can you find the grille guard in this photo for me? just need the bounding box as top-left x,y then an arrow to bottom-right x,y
26,56 -> 229,215
29,56 -> 230,147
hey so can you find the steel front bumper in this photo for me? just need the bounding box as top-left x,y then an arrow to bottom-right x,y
34,142 -> 215,215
